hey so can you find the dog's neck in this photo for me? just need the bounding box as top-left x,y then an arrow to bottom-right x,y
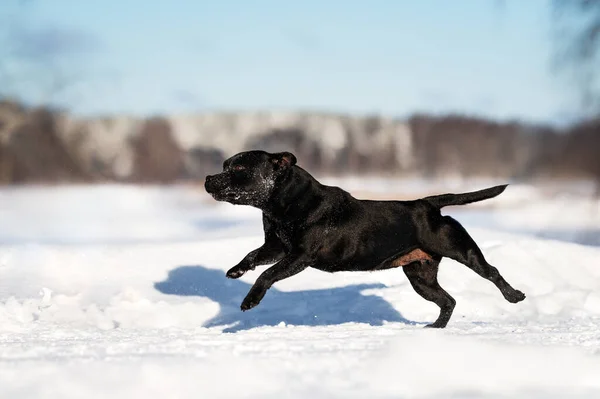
260,166 -> 324,221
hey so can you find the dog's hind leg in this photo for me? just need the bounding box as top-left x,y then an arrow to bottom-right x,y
423,216 -> 525,304
403,257 -> 456,328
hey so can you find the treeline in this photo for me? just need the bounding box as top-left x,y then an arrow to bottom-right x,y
0,99 -> 598,184
408,114 -> 600,180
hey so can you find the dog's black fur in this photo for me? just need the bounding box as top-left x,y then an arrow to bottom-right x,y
204,150 -> 526,328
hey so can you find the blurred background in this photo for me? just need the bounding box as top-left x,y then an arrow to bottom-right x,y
0,0 -> 598,245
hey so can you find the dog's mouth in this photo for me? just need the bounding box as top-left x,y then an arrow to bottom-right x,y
211,190 -> 249,204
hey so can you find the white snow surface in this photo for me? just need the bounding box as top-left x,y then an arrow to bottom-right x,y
1,182 -> 600,398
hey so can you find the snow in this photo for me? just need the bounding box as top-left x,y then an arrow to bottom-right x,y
1,182 -> 599,398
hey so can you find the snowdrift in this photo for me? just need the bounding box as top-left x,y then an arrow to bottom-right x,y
0,184 -> 599,398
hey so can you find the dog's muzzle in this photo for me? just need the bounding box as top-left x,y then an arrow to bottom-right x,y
204,174 -> 239,202
204,175 -> 217,194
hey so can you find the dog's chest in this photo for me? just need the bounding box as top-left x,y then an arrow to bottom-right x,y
274,225 -> 295,251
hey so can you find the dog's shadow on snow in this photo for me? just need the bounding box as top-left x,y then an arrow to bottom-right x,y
154,265 -> 415,333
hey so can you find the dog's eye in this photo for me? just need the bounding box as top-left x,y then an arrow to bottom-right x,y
232,165 -> 245,172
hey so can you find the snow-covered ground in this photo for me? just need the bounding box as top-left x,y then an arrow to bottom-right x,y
1,181 -> 599,398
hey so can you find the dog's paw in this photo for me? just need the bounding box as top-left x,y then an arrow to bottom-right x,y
240,290 -> 265,311
505,289 -> 526,303
226,266 -> 247,279
240,296 -> 260,311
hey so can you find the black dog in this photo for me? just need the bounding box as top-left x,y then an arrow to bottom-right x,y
204,150 -> 526,328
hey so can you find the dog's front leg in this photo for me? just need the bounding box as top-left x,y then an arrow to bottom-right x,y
226,241 -> 285,279
241,254 -> 310,311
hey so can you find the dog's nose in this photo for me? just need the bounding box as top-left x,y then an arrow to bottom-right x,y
204,175 -> 215,193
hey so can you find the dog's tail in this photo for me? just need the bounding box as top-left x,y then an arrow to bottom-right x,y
424,184 -> 508,209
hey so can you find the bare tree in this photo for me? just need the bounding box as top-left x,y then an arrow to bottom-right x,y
0,0 -> 101,184
551,0 -> 600,114
550,0 -> 600,203
0,0 -> 101,108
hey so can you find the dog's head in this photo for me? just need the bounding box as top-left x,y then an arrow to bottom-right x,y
204,150 -> 297,206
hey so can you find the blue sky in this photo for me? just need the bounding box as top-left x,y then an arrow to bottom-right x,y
1,0 -> 578,123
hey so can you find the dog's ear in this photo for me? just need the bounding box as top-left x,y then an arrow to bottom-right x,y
270,152 -> 297,169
